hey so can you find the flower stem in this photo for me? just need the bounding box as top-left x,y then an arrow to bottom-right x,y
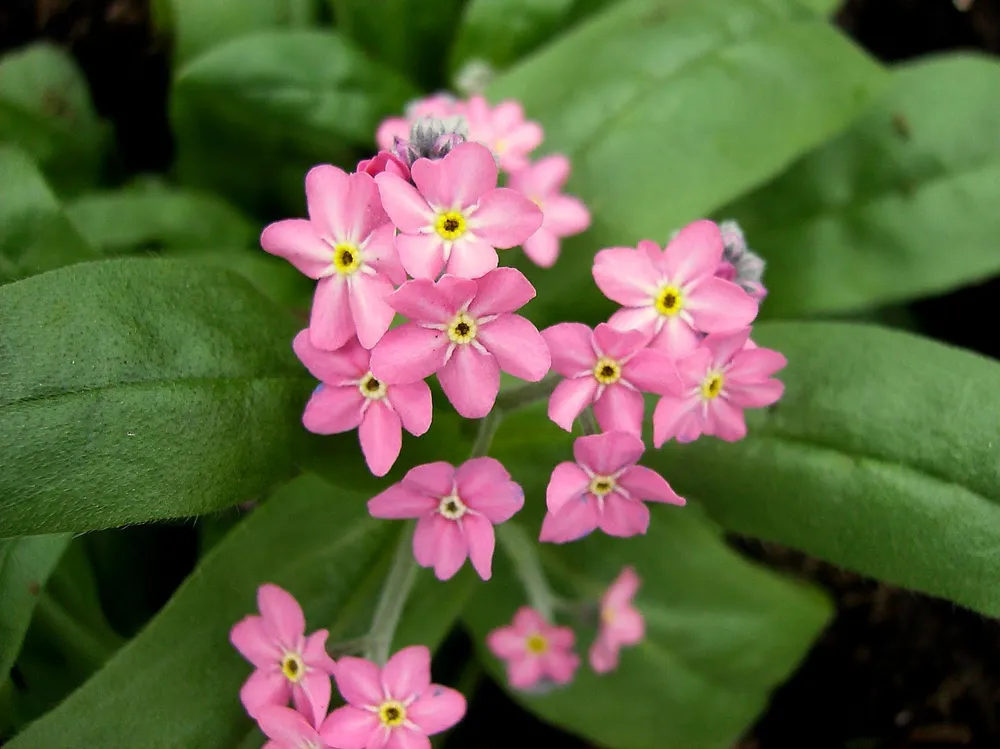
366,521 -> 419,665
493,373 -> 560,412
496,522 -> 560,622
579,407 -> 600,436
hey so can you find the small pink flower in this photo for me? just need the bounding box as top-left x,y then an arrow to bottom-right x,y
261,165 -> 404,351
590,567 -> 644,674
368,458 -> 524,580
507,155 -> 591,268
257,705 -> 331,749
653,328 -> 786,445
321,645 -> 466,749
357,151 -> 411,181
230,584 -> 338,727
592,220 -> 759,357
539,431 -> 685,543
486,607 -> 580,690
542,322 -> 679,437
464,95 -> 543,173
375,142 -> 542,280
376,94 -> 462,151
370,268 -> 550,419
293,332 -> 432,477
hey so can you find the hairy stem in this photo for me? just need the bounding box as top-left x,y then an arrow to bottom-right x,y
493,373 -> 561,412
579,407 -> 600,436
366,521 -> 419,665
496,522 -> 560,622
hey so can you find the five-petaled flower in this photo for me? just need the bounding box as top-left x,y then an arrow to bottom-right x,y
370,268 -> 551,419
368,458 -> 524,580
322,645 -> 466,749
592,220 -> 759,357
542,322 -> 679,437
653,328 -> 786,445
540,431 -> 685,543
261,165 -> 404,351
256,705 -> 332,749
375,141 -> 543,280
590,567 -> 645,674
486,607 -> 580,690
463,95 -> 544,173
230,584 -> 338,727
293,332 -> 432,477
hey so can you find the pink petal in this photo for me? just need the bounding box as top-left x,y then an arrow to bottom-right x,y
542,649 -> 580,684
467,267 -> 536,316
375,173 -> 433,233
491,100 -> 526,132
652,394 -> 702,447
470,188 -> 543,249
546,625 -> 575,651
437,275 -> 479,311
387,380 -> 432,436
729,348 -> 788,383
507,656 -> 544,690
419,141 -> 498,208
382,645 -> 431,702
310,276 -> 355,351
240,668 -> 291,719
376,117 -> 409,150
610,608 -> 645,646
572,431 -> 644,475
385,728 -> 431,749
260,219 -> 333,279
386,277 -> 465,323
618,465 -> 684,506
303,629 -> 338,674
686,277 -> 758,333
363,223 -> 406,285
369,324 -> 449,384
676,347 -> 713,386
455,457 -> 523,523
543,194 -> 591,236
589,638 -> 619,674
349,272 -> 397,351
598,494 -> 650,537
661,219 -> 724,286
320,705 -> 380,749
477,314 -> 550,382
407,686 -> 467,735
403,461 -> 456,496
302,384 -> 364,435
230,615 -> 280,669
522,230 -> 560,268
593,322 -> 648,360
396,233 -> 447,280
603,567 -> 641,612
649,316 -> 701,358
547,376 -> 598,432
593,385 -> 644,439
294,669 -> 333,728
545,462 -> 590,515
542,323 -> 596,377
539,496 -> 600,544
444,235 -> 498,279
258,705 -> 323,745
726,378 -> 784,408
508,154 -> 569,196
703,328 -> 752,368
486,626 -> 526,659
622,348 -> 682,396
293,330 -> 368,384
512,607 -> 547,633
419,514 -> 469,580
257,584 -> 306,644
333,656 -> 384,707
368,483 -> 438,519
306,165 -> 385,243
437,345 -> 500,419
592,246 -> 659,306
359,402 -> 403,477
463,513 -> 496,580
705,399 -> 747,441
413,513 -> 440,569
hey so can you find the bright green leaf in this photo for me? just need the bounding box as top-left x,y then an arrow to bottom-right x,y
7,474 -> 475,749
652,321 -> 1000,618
725,54 -> 1000,318
0,258 -> 313,537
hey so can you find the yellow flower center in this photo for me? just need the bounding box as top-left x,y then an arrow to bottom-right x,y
281,653 -> 305,682
332,243 -> 362,275
447,312 -> 478,344
593,357 -> 621,385
601,606 -> 617,625
378,700 -> 407,727
589,475 -> 616,497
438,493 -> 468,520
525,633 -> 548,655
435,211 -> 467,241
358,372 -> 387,400
701,372 -> 724,400
654,285 -> 684,316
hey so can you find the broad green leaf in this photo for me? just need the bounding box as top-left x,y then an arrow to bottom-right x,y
794,0 -> 839,14
0,535 -> 71,679
0,44 -> 105,193
8,474 -> 476,749
724,54 -> 1000,318
172,30 -> 417,214
652,321 -> 1000,618
0,258 -> 313,537
0,147 -> 97,283
487,0 -> 886,329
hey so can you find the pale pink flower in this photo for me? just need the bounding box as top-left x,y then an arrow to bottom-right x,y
257,705 -> 331,749
321,645 -> 466,749
507,155 -> 591,268
230,584 -> 338,727
357,151 -> 410,181
368,458 -> 524,580
261,165 -> 404,351
592,220 -> 759,357
293,331 -> 431,477
464,95 -> 543,173
370,268 -> 550,419
590,567 -> 644,674
540,431 -> 684,543
375,142 -> 542,280
486,607 -> 580,690
541,322 -> 679,437
653,328 -> 786,445
376,94 -> 462,151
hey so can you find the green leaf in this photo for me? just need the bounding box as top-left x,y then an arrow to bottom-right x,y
7,474 -> 475,749
0,147 -> 98,283
486,0 -> 886,329
724,54 -> 1000,318
0,258 -> 313,537
0,535 -> 71,679
652,321 -> 1000,618
0,44 -> 105,193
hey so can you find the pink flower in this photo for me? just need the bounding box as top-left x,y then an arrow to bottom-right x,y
322,645 -> 466,749
589,567 -> 644,674
542,322 -> 679,437
357,151 -> 411,181
376,94 -> 462,151
230,584 -> 338,727
486,607 -> 580,690
375,142 -> 542,280
293,332 -> 431,477
653,328 -> 786,445
507,155 -> 591,268
368,458 -> 524,580
539,431 -> 684,543
261,165 -> 405,351
592,220 -> 759,357
257,705 -> 332,749
370,268 -> 550,419
464,95 -> 543,173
